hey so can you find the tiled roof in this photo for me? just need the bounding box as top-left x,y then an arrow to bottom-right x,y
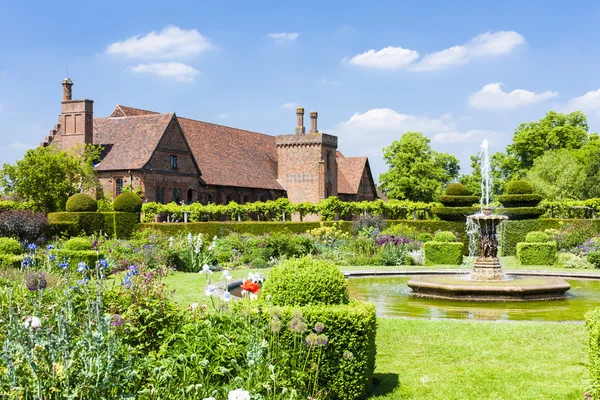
109,105 -> 159,118
337,154 -> 368,194
93,113 -> 174,171
178,117 -> 283,190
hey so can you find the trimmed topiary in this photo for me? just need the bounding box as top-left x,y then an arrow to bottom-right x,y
424,242 -> 463,265
496,194 -> 543,208
516,242 -> 557,265
432,207 -> 479,222
0,238 -> 22,255
260,257 -> 349,306
417,232 -> 433,242
64,237 -> 93,251
525,231 -> 549,243
66,193 -> 98,212
114,192 -> 142,213
445,183 -> 471,196
506,180 -> 533,195
496,207 -> 544,220
437,195 -> 480,207
434,231 -> 457,242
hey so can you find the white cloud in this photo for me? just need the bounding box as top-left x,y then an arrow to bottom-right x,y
345,46 -> 420,69
280,102 -> 298,109
468,82 -> 558,110
107,25 -> 210,59
7,142 -> 34,150
130,62 -> 200,82
267,32 -> 299,43
563,88 -> 600,118
336,108 -> 456,133
344,31 -> 524,72
432,129 -> 499,143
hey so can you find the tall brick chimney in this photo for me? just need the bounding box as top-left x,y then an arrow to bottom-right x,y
62,78 -> 73,101
295,107 -> 305,135
310,111 -> 318,133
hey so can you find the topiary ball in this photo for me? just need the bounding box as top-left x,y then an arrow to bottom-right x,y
417,232 -> 434,243
260,257 -> 349,306
445,183 -> 471,196
64,237 -> 93,251
114,192 -> 142,212
66,193 -> 98,212
525,231 -> 550,243
434,231 -> 457,242
0,237 -> 22,255
506,180 -> 533,195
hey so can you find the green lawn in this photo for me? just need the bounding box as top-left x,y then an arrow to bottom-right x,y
371,319 -> 589,400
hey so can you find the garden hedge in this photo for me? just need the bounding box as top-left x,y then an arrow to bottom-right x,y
585,308 -> 600,394
113,192 -> 143,213
516,242 -> 557,265
48,212 -> 139,239
445,183 -> 471,196
506,180 -> 533,194
66,193 -> 98,212
424,242 -> 464,265
263,301 -> 377,400
525,231 -> 549,243
495,207 -> 545,220
437,195 -> 480,207
0,254 -> 23,269
496,194 -> 543,208
431,207 -> 479,222
0,238 -> 22,255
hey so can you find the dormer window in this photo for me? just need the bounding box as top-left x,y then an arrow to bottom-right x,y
170,155 -> 178,170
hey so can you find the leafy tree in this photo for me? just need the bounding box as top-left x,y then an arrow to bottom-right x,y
526,149 -> 586,200
379,132 -> 460,202
0,144 -> 101,212
459,155 -> 482,196
494,111 -> 592,184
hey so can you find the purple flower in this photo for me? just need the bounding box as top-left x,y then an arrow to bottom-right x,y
316,334 -> 329,346
21,256 -> 31,268
58,261 -> 69,269
77,262 -> 88,273
27,243 -> 37,252
98,259 -> 108,269
111,314 -> 124,327
46,244 -> 54,250
25,272 -> 47,291
77,278 -> 89,285
128,265 -> 138,275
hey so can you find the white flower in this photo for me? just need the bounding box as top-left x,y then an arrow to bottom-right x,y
222,270 -> 232,281
168,236 -> 174,247
187,232 -> 193,243
203,397 -> 216,400
189,302 -> 199,311
204,284 -> 217,297
221,292 -> 232,302
200,264 -> 212,274
228,389 -> 250,400
24,316 -> 41,330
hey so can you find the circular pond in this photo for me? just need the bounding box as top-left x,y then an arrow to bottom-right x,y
347,276 -> 600,322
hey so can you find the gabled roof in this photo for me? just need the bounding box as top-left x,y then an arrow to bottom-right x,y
109,105 -> 159,118
337,153 -> 368,194
93,113 -> 174,171
178,117 -> 283,190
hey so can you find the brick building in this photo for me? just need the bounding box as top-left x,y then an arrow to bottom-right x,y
42,79 -> 379,205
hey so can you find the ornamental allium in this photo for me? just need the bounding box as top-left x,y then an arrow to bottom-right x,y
314,322 -> 325,333
24,316 -> 41,330
77,262 -> 88,273
111,314 -> 124,327
270,317 -> 282,333
25,272 -> 47,291
228,389 -> 250,400
305,332 -> 319,346
316,334 -> 329,346
288,315 -> 307,333
343,350 -> 354,360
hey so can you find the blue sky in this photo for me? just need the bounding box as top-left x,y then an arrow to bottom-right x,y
2,0 -> 600,182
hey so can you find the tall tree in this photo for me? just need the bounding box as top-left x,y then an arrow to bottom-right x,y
459,155 -> 483,196
0,144 -> 101,211
379,132 -> 460,202
526,149 -> 586,201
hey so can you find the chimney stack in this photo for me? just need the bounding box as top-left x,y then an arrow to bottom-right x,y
62,78 -> 73,101
310,111 -> 318,133
295,107 -> 305,135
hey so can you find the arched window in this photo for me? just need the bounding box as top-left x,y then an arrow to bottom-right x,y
173,188 -> 182,204
115,178 -> 123,196
187,189 -> 194,204
207,193 -> 214,204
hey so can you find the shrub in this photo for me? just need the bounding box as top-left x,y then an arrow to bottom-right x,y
525,231 -> 550,243
351,214 -> 385,235
496,207 -> 544,220
417,232 -> 433,242
424,242 -> 463,265
48,212 -> 139,239
113,192 -> 142,213
588,252 -> 600,269
496,194 -> 543,208
432,207 -> 479,221
250,258 -> 269,268
516,242 -> 557,265
557,252 -> 594,269
66,193 -> 98,212
437,195 -> 480,207
445,182 -> 470,196
434,231 -> 457,242
585,308 -> 600,396
0,254 -> 23,269
260,257 -> 349,306
381,223 -> 418,239
506,180 -> 533,194
0,238 -> 22,255
64,237 -> 93,251
0,211 -> 48,242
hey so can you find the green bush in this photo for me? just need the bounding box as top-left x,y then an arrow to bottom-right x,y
437,195 -> 480,207
64,237 -> 93,251
104,212 -> 140,239
262,301 -> 377,400
506,180 -> 533,195
53,250 -> 104,268
557,252 -> 593,269
113,192 -> 142,213
0,254 -> 23,269
516,242 -> 557,265
424,242 -> 463,265
432,207 -> 479,221
0,238 -> 22,255
496,207 -> 545,220
433,231 -> 457,242
588,252 -> 600,269
525,231 -> 550,243
46,222 -> 78,238
48,212 -> 139,239
587,308 -> 600,397
417,232 -> 433,242
381,223 -> 418,239
65,193 -> 98,212
445,182 -> 470,196
261,257 -> 349,306
496,194 -> 543,208
250,258 -> 269,268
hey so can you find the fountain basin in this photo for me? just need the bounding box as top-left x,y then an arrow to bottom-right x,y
408,274 -> 571,302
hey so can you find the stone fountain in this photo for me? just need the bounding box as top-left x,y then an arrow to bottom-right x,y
407,140 -> 571,302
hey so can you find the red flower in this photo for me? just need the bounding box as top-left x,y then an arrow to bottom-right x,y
240,280 -> 260,293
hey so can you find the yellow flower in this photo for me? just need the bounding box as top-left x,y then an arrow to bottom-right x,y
53,362 -> 64,376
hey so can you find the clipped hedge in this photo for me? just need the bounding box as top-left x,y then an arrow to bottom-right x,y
433,231 -> 457,242
48,212 -> 139,238
0,254 -> 23,269
496,194 -> 543,208
516,242 -> 557,265
261,257 -> 349,306
495,207 -> 545,220
586,308 -> 600,395
437,195 -> 480,207
263,301 -> 377,400
506,180 -> 533,194
0,238 -> 22,255
424,242 -> 464,265
432,207 -> 479,221
66,193 -> 98,212
114,192 -> 142,213
445,183 -> 471,196
53,249 -> 104,268
525,231 -> 549,243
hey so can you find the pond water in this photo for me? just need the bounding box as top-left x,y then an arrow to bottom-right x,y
347,276 -> 600,322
